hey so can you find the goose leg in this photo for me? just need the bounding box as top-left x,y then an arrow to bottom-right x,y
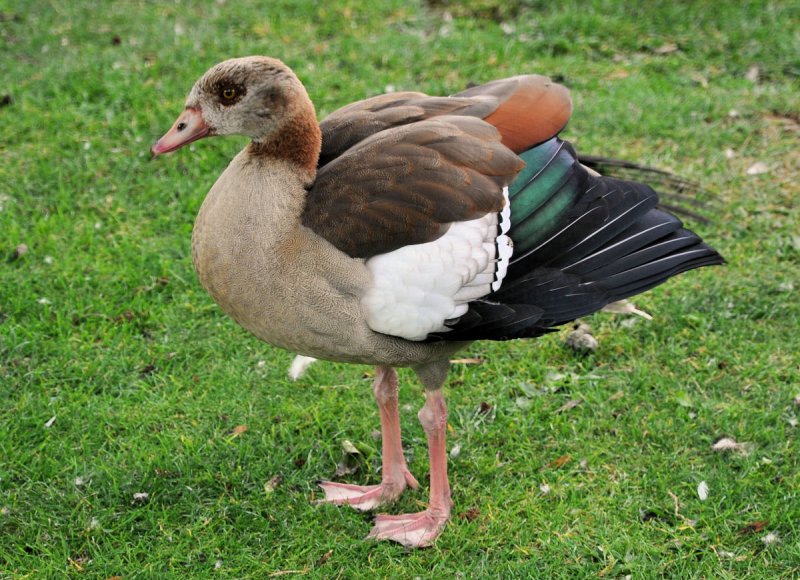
368,361 -> 453,548
318,365 -> 418,511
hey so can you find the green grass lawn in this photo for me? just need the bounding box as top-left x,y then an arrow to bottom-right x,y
1,0 -> 799,576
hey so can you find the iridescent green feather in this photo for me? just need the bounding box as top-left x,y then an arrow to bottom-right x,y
507,138 -> 584,255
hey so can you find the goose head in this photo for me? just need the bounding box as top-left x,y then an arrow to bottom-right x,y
151,56 -> 321,176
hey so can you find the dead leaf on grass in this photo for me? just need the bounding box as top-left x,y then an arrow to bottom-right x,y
739,520 -> 768,535
712,437 -> 751,455
264,475 -> 283,493
315,549 -> 333,567
745,65 -> 760,83
654,42 -> 679,55
231,425 -> 248,437
546,454 -> 572,469
604,69 -> 630,80
333,439 -> 363,477
450,357 -> 484,364
602,300 -> 653,320
746,161 -> 770,175
556,399 -> 582,413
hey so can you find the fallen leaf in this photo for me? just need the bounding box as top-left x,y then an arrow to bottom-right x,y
69,557 -> 86,571
738,520 -> 768,535
341,440 -> 359,455
539,483 -> 551,495
231,425 -> 248,437
608,390 -> 625,402
315,549 -> 333,567
746,161 -> 770,175
602,300 -> 653,320
13,243 -> 28,259
449,443 -> 462,458
712,437 -> 751,454
264,474 -> 283,493
745,65 -> 760,82
697,481 -> 709,501
547,454 -> 572,469
478,401 -> 492,414
460,506 -> 481,521
114,310 -> 136,323
604,68 -> 630,80
333,440 -> 363,477
515,396 -> 533,411
132,492 -> 149,504
139,363 -> 157,377
556,399 -> 582,413
450,357 -> 483,364
654,42 -> 679,55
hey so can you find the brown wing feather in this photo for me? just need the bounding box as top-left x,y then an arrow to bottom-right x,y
304,116 -> 524,258
318,75 -> 572,165
454,75 -> 572,152
318,92 -> 498,166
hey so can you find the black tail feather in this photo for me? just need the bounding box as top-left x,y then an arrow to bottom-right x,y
431,138 -> 724,342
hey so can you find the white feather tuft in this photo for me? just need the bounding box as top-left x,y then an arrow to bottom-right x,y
288,355 -> 317,380
363,214 -> 502,340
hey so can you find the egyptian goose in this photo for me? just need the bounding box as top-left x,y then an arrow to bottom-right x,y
152,56 -> 722,548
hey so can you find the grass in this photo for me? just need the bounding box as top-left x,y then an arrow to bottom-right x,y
1,0 -> 798,576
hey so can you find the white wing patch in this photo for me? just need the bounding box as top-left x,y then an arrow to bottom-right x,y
362,187 -> 513,341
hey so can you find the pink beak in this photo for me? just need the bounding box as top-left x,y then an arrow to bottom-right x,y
151,107 -> 210,157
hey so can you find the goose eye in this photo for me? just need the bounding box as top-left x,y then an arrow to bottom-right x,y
221,87 -> 237,101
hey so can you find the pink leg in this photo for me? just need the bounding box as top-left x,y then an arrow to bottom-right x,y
318,366 -> 418,511
368,388 -> 453,547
